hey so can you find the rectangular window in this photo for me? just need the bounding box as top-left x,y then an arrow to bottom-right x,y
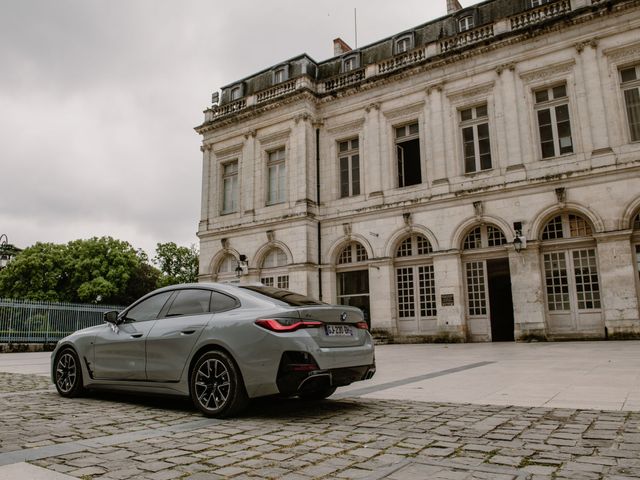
338,138 -> 360,198
460,104 -> 492,174
261,277 -> 274,287
621,66 -> 640,142
418,265 -> 437,317
530,0 -> 551,6
221,161 -> 238,214
535,83 -> 573,159
267,148 -> 286,205
465,261 -> 487,316
395,122 -> 422,188
543,252 -> 570,311
396,267 -> 415,319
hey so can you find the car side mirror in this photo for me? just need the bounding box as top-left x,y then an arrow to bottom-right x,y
104,310 -> 120,324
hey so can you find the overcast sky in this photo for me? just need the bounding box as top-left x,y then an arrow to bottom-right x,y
1,0 -> 475,257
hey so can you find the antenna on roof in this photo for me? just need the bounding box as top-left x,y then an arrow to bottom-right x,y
354,8 -> 358,48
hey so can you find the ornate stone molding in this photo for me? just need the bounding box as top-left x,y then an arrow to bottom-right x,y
575,38 -> 598,53
213,142 -> 243,157
495,62 -> 516,75
519,60 -> 575,84
446,81 -> 495,104
256,129 -> 291,146
326,118 -> 365,135
603,42 -> 640,63
381,101 -> 425,121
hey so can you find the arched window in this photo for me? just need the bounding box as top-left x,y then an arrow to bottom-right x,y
335,241 -> 370,327
634,212 -> 640,231
541,213 -> 592,240
215,253 -> 238,283
338,242 -> 368,264
395,235 -> 436,331
260,248 -> 289,289
395,34 -> 413,54
462,225 -> 506,250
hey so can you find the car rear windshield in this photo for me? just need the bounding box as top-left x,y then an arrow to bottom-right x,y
239,286 -> 325,306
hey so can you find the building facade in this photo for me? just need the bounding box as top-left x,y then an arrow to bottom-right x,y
196,0 -> 640,342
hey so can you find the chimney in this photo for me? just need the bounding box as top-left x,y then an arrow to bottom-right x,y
447,0 -> 463,14
333,38 -> 353,56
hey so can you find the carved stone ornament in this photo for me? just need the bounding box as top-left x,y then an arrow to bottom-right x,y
326,118 -> 365,135
446,81 -> 495,104
220,238 -> 229,249
426,82 -> 445,95
294,113 -> 311,124
473,201 -> 483,218
519,60 -> 575,84
382,101 -> 425,121
603,42 -> 640,63
403,212 -> 412,226
575,38 -> 598,53
555,187 -> 566,205
365,103 -> 380,113
266,230 -> 275,242
343,223 -> 352,236
243,129 -> 257,139
495,62 -> 516,75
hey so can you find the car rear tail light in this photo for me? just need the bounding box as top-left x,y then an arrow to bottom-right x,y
255,318 -> 323,332
355,321 -> 369,330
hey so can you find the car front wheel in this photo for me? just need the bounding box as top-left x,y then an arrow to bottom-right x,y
190,350 -> 248,418
54,348 -> 85,397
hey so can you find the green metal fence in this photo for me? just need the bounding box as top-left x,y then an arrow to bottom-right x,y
0,298 -> 124,344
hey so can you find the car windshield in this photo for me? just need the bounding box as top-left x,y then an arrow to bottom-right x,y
239,286 -> 325,306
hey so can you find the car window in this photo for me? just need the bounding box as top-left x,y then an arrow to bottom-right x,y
211,291 -> 239,313
125,291 -> 173,322
166,289 -> 212,317
238,286 -> 325,306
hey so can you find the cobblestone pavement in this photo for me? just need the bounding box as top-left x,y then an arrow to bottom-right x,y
1,374 -> 640,479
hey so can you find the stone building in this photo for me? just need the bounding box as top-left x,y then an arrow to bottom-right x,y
195,0 -> 640,342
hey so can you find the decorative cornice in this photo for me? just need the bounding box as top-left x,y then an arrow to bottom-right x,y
519,59 -> 575,84
256,128 -> 291,146
325,118 -> 365,135
603,41 -> 640,63
381,100 -> 425,120
446,81 -> 495,104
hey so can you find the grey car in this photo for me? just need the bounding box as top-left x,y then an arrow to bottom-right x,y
51,283 -> 376,417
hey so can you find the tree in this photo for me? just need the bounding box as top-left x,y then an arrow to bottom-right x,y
153,242 -> 199,287
0,237 -> 162,305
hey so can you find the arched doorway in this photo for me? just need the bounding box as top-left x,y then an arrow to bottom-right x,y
335,241 -> 370,328
394,233 -> 437,334
260,247 -> 289,289
540,212 -> 603,338
461,224 -> 514,342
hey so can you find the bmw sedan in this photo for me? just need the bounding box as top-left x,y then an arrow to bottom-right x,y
51,283 -> 376,417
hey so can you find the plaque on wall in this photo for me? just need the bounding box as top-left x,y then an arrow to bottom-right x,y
441,294 -> 454,307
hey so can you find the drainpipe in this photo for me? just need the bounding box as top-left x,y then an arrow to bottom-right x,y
316,127 -> 323,301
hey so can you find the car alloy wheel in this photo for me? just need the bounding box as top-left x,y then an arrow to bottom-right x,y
190,350 -> 248,417
54,349 -> 84,397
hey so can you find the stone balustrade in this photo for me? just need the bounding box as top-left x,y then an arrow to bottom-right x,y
510,0 -> 571,30
378,47 -> 427,75
440,24 -> 495,54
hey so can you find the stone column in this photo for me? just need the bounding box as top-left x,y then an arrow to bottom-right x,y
242,131 -> 256,215
364,103 -> 382,197
294,114 -> 312,205
508,244 -> 548,341
199,145 -> 212,232
498,64 -> 526,180
577,40 -> 612,162
368,258 -> 396,333
428,84 -> 449,193
432,252 -> 466,341
596,234 -> 640,337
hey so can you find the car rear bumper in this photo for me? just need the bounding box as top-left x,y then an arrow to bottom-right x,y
276,350 -> 376,396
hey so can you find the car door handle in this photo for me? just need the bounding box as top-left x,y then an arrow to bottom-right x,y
181,330 -> 196,335
130,333 -> 143,338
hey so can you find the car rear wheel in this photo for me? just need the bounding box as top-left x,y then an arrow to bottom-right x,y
298,386 -> 337,400
54,348 -> 85,397
190,350 -> 248,418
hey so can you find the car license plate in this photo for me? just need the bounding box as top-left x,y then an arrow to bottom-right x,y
325,324 -> 353,336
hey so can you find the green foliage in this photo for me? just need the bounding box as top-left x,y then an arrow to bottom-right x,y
153,242 -> 199,287
0,237 -> 163,305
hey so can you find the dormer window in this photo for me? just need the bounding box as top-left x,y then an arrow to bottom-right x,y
342,54 -> 359,73
230,85 -> 242,101
458,15 -> 474,32
395,34 -> 414,55
530,0 -> 551,6
272,65 -> 289,84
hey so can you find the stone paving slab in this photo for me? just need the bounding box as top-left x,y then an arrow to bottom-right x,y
0,373 -> 640,479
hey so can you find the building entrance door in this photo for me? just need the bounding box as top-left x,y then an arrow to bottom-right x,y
486,258 -> 515,341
